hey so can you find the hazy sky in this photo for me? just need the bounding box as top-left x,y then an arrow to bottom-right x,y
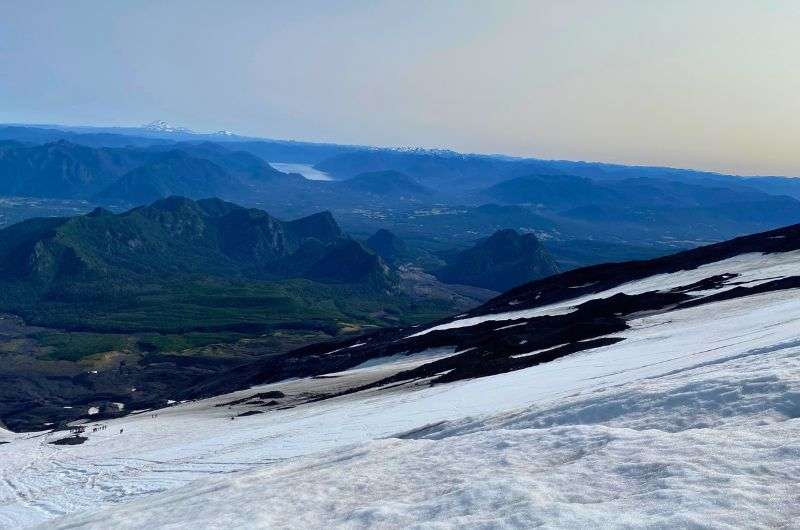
2,1 -> 799,175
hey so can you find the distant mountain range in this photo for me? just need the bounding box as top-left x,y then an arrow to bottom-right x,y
0,139 -> 295,204
484,174 -> 795,210
313,147 -> 800,197
0,139 -> 152,198
0,124 -> 362,162
4,123 -> 800,267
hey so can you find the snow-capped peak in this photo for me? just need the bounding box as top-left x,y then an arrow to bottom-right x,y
367,145 -> 517,161
140,121 -> 238,137
379,146 -> 462,157
142,120 -> 193,133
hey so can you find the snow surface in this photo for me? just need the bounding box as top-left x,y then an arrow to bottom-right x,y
0,253 -> 798,528
408,250 -> 800,337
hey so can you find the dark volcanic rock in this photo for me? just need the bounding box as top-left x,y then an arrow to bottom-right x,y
51,435 -> 88,445
218,391 -> 286,407
237,410 -> 265,417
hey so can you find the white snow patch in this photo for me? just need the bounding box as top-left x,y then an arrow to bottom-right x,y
494,322 -> 527,331
510,343 -> 568,359
328,347 -> 457,374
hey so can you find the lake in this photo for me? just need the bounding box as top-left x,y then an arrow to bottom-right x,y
269,162 -> 333,181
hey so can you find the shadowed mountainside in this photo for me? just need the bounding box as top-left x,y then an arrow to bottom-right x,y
435,229 -> 559,291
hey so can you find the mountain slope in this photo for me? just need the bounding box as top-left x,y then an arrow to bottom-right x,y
365,228 -> 409,265
0,198 -> 448,432
95,151 -> 250,203
338,170 -> 432,197
0,196 -> 400,337
435,229 -> 559,291
313,149 -> 550,187
191,220 -> 800,396
0,140 -> 152,198
484,174 -> 619,208
3,222 -> 800,528
0,138 -> 301,204
484,174 -> 787,211
160,142 -> 289,182
0,196 -> 352,282
305,239 -> 393,285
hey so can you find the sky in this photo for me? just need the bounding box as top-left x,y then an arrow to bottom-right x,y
1,0 -> 799,176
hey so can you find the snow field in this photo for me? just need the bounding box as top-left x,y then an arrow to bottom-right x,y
45,300 -> 800,528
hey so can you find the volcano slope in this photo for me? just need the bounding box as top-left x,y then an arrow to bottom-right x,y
2,223 -> 800,528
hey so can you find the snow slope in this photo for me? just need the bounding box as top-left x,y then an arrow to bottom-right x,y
408,249 -> 800,337
1,243 -> 799,528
